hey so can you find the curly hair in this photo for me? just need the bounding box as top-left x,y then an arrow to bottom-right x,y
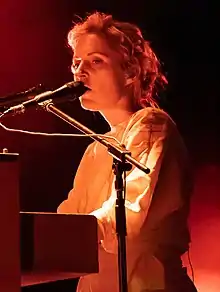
67,12 -> 167,108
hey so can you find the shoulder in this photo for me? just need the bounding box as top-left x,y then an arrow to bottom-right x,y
83,108 -> 177,155
127,107 -> 177,133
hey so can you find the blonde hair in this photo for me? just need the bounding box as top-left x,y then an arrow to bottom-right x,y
68,12 -> 168,108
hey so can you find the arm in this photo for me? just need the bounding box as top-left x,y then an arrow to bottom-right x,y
91,109 -> 172,252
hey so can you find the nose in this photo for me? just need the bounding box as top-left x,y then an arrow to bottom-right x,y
73,62 -> 88,82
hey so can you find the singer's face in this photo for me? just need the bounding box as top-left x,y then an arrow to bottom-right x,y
71,33 -> 128,111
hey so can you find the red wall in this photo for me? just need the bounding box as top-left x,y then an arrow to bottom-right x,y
183,165 -> 220,291
1,2 -> 219,291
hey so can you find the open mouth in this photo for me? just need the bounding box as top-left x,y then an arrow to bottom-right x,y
85,86 -> 91,91
84,84 -> 91,91
78,83 -> 91,97
83,85 -> 92,96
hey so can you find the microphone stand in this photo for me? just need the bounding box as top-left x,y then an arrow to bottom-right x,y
39,100 -> 150,292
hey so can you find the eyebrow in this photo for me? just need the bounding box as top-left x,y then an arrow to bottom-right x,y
73,52 -> 109,60
88,52 -> 109,57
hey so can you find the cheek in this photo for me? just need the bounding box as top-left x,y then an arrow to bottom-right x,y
95,70 -> 125,94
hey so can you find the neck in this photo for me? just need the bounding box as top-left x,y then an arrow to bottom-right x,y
100,108 -> 135,129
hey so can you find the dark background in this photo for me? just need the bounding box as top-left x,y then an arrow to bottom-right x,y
0,1 -> 219,291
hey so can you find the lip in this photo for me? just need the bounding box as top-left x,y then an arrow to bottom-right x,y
75,78 -> 91,90
83,83 -> 91,90
81,87 -> 91,96
84,85 -> 92,94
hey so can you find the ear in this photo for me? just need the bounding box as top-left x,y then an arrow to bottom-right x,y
124,72 -> 136,86
124,62 -> 137,86
125,77 -> 134,86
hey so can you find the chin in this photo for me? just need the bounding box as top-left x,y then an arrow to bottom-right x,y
79,96 -> 100,111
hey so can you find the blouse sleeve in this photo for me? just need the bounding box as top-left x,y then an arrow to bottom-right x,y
90,109 -> 174,252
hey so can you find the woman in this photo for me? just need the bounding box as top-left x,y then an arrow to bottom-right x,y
58,12 -> 197,292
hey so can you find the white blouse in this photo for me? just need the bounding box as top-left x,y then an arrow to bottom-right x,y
57,107 -> 192,292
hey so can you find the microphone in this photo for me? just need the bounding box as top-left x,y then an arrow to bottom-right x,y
0,84 -> 45,111
2,81 -> 88,116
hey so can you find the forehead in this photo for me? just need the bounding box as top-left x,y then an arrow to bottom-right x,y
73,33 -> 120,60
